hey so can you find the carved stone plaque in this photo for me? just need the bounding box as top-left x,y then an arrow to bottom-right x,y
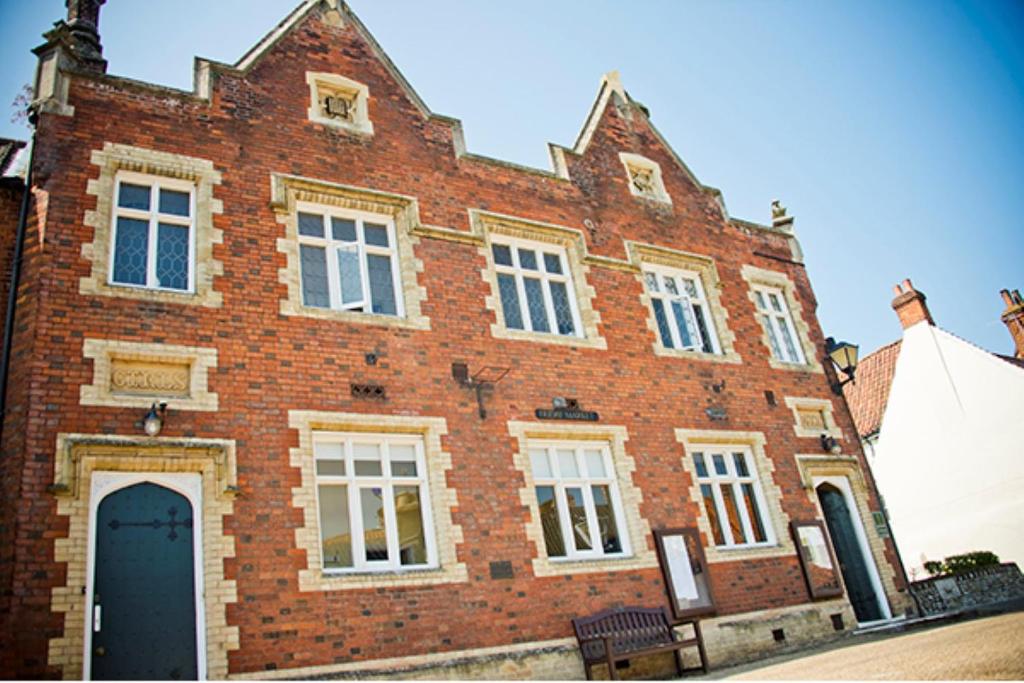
109,359 -> 191,397
797,408 -> 826,430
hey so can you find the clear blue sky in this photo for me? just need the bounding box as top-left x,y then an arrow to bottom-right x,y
1,0 -> 1021,358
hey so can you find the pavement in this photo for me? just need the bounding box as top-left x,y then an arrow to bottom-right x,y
696,611 -> 1024,680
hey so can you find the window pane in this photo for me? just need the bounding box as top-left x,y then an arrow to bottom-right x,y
652,298 -> 673,348
523,278 -> 550,332
314,442 -> 343,461
337,246 -> 364,306
316,460 -> 346,476
778,317 -> 800,362
693,303 -> 714,353
536,486 -> 565,557
549,281 -> 575,335
117,182 -> 150,210
557,449 -> 579,478
591,485 -> 622,554
720,484 -> 747,544
664,277 -> 679,296
712,454 -> 727,476
584,450 -> 606,478
543,253 -> 562,274
644,272 -> 659,292
158,188 -> 190,216
492,243 -> 513,266
701,484 -> 725,545
299,244 -> 330,308
693,453 -> 708,478
732,452 -> 750,477
497,274 -> 524,329
529,448 -> 552,479
331,217 -> 357,241
112,217 -> 149,286
353,443 -> 382,476
754,290 -> 767,310
768,292 -> 783,312
394,486 -> 427,565
298,212 -> 325,237
389,444 -> 417,477
360,488 -> 389,561
683,278 -> 699,298
156,223 -> 189,290
671,301 -> 695,348
318,485 -> 353,568
364,223 -> 389,247
742,483 -> 767,543
367,254 -> 397,315
518,249 -> 538,270
565,487 -> 592,551
761,314 -> 783,359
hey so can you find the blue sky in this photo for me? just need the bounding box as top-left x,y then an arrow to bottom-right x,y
1,0 -> 1021,358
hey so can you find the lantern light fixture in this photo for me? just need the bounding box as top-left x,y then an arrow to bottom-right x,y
825,336 -> 859,395
142,402 -> 167,437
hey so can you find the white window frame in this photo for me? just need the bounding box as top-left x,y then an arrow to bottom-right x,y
295,202 -> 405,317
490,235 -> 584,338
642,263 -> 722,354
528,440 -> 631,561
312,432 -> 437,574
691,445 -> 776,549
752,284 -> 806,364
107,170 -> 196,293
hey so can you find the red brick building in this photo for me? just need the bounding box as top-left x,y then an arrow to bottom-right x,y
0,0 -> 912,678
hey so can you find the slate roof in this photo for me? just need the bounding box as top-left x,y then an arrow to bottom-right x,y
0,138 -> 26,176
842,339 -> 902,439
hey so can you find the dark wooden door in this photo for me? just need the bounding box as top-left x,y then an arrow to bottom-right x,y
91,482 -> 198,680
818,484 -> 883,622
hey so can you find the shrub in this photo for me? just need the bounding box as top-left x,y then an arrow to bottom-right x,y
925,551 -> 1000,577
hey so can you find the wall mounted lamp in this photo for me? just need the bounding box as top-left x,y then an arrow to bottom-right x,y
452,363 -> 510,419
142,402 -> 167,437
820,434 -> 842,455
824,336 -> 859,395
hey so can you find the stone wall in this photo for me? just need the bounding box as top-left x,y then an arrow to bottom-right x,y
911,563 -> 1024,616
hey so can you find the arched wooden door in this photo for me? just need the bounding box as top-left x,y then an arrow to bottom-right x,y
91,482 -> 198,680
817,484 -> 883,623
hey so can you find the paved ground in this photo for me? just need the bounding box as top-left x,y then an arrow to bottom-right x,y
700,611 -> 1024,680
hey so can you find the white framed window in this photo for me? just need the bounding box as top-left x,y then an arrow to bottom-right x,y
491,237 -> 583,337
313,432 -> 437,573
643,264 -> 721,354
528,441 -> 630,561
691,446 -> 775,549
296,204 -> 404,317
752,285 -> 805,364
108,171 -> 195,293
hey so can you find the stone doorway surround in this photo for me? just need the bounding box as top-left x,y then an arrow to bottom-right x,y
46,434 -> 239,680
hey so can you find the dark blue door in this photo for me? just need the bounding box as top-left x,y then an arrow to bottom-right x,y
818,484 -> 883,623
91,482 -> 198,680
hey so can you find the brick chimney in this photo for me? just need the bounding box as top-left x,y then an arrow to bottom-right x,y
891,279 -> 933,329
1000,288 -> 1024,358
37,0 -> 108,73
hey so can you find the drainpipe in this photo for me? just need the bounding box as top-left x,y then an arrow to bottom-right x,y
0,115 -> 37,445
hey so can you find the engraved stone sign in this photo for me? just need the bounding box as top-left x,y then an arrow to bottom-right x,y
109,359 -> 191,397
797,408 -> 826,430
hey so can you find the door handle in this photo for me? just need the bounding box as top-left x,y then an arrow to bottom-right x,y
93,604 -> 102,632
94,646 -> 106,657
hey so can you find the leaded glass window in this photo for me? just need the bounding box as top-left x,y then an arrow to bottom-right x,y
296,206 -> 403,317
314,434 -> 435,572
643,266 -> 720,354
109,173 -> 195,292
529,442 -> 629,560
690,447 -> 773,548
753,285 -> 805,364
490,238 -> 582,338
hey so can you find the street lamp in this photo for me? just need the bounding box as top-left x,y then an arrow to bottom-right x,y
825,336 -> 859,395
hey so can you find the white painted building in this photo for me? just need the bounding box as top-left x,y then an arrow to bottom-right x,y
845,281 -> 1024,578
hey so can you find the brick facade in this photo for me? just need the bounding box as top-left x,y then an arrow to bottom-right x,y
0,1 -> 911,678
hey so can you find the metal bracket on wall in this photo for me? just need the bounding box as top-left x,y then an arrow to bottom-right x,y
451,363 -> 510,419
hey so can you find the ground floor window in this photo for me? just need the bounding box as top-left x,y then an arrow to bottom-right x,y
691,446 -> 773,548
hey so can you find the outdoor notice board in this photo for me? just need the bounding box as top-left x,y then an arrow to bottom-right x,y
790,520 -> 844,599
653,527 -> 715,620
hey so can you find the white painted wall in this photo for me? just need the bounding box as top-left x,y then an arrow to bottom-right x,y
871,322 -> 1024,577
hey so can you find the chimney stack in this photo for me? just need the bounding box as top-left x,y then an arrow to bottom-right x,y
55,0 -> 108,72
1000,288 -> 1024,358
891,279 -> 933,330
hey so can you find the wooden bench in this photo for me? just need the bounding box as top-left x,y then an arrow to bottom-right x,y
572,606 -> 708,680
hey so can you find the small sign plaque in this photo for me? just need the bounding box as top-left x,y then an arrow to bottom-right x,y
535,408 -> 599,421
871,511 -> 891,539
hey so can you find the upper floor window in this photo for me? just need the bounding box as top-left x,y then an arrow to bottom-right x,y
297,205 -> 403,317
753,285 -> 805,364
491,238 -> 582,338
528,441 -> 630,561
314,433 -> 436,572
691,446 -> 774,549
109,172 -> 195,292
643,265 -> 721,354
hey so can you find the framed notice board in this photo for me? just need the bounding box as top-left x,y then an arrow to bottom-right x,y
653,528 -> 716,620
790,520 -> 844,600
